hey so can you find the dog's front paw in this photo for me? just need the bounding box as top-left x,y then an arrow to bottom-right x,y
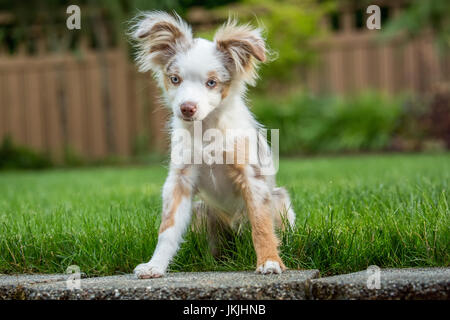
256,260 -> 285,275
134,263 -> 165,279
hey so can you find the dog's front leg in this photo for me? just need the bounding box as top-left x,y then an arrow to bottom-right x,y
134,165 -> 196,279
227,164 -> 286,274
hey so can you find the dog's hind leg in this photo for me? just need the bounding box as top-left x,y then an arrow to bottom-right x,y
192,201 -> 231,258
272,187 -> 296,230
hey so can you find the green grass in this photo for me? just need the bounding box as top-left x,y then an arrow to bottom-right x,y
0,154 -> 449,276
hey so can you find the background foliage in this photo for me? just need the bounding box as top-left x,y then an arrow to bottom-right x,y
383,0 -> 450,53
253,92 -> 403,155
204,0 -> 334,89
0,0 -> 448,167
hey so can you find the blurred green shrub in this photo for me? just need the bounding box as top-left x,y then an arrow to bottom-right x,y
383,0 -> 450,53
0,136 -> 53,170
252,91 -> 405,155
0,0 -> 238,54
208,0 -> 333,89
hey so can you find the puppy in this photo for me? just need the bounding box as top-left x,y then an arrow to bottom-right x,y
130,11 -> 296,278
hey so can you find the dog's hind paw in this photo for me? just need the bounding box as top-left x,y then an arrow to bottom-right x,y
256,260 -> 284,275
134,263 -> 165,279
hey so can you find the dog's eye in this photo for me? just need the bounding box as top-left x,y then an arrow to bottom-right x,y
206,79 -> 217,88
170,75 -> 180,85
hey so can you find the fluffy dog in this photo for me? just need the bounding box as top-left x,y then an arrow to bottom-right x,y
130,11 -> 296,278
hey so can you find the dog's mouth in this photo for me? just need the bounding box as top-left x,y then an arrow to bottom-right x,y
180,116 -> 196,122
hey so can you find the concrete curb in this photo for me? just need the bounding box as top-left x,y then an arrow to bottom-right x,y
310,267 -> 450,300
0,270 -> 319,300
1,268 -> 449,300
0,274 -> 68,299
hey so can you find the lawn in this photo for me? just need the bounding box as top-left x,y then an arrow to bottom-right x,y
0,153 -> 448,276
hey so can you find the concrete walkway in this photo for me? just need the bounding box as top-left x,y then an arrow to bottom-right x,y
310,267 -> 450,300
1,268 -> 448,300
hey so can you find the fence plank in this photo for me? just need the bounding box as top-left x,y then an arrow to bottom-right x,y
127,65 -> 138,153
65,57 -> 85,155
24,67 -> 44,151
353,44 -> 369,92
380,43 -> 396,93
135,74 -> 149,149
148,80 -> 168,152
7,64 -> 27,145
43,62 -> 64,160
110,50 -> 130,156
1,69 -> 12,140
328,47 -> 346,93
0,70 -> 6,140
422,36 -> 440,88
78,61 -> 91,157
86,55 -> 108,158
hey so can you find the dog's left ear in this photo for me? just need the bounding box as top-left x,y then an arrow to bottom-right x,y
214,19 -> 267,84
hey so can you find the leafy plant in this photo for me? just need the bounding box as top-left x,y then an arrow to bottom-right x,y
252,91 -> 405,155
207,0 -> 333,89
383,0 -> 450,53
0,136 -> 53,169
0,0 -> 239,53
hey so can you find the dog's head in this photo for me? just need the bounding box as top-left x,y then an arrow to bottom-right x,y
130,11 -> 267,122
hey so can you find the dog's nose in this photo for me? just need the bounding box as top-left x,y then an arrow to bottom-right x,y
180,102 -> 197,118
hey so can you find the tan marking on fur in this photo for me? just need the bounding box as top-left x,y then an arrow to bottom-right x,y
138,21 -> 181,40
145,21 -> 191,67
251,164 -> 265,181
163,75 -> 170,91
159,173 -> 191,234
207,71 -> 218,79
177,166 -> 188,176
217,39 -> 265,66
149,21 -> 183,40
214,20 -> 266,85
221,81 -> 231,99
226,163 -> 285,270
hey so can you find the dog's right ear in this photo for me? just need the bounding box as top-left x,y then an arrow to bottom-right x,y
130,11 -> 193,72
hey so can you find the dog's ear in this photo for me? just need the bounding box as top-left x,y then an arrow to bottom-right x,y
130,11 -> 193,72
214,19 -> 267,84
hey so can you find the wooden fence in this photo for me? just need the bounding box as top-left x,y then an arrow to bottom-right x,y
0,47 -> 168,161
0,35 -> 448,161
301,0 -> 450,95
305,32 -> 449,95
